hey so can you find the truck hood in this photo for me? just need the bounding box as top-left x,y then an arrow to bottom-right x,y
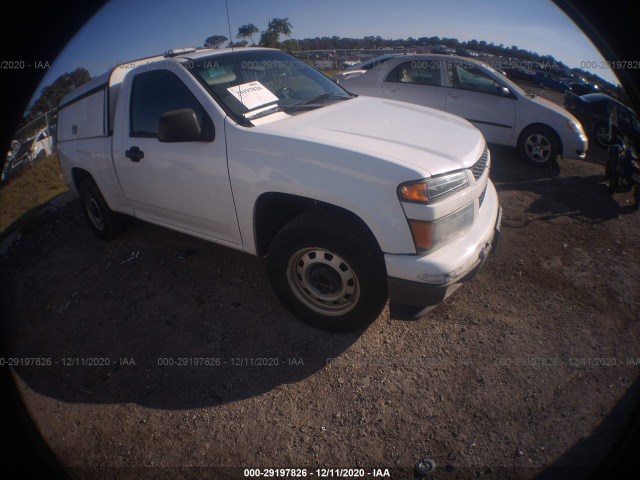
258,96 -> 486,176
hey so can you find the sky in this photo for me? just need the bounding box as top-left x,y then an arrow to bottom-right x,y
31,0 -> 621,104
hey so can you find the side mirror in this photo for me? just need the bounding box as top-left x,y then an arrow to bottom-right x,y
497,86 -> 511,96
157,108 -> 213,142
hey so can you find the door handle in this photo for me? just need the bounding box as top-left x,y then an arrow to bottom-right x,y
125,146 -> 144,162
448,94 -> 460,99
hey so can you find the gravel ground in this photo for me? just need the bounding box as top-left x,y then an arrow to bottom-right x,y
1,87 -> 640,480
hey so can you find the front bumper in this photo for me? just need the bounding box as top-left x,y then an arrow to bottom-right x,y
386,181 -> 501,307
561,131 -> 588,160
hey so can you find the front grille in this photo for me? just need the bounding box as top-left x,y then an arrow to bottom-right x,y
479,183 -> 488,207
470,145 -> 489,180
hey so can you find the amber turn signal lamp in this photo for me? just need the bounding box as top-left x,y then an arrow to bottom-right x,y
400,183 -> 428,203
408,219 -> 434,252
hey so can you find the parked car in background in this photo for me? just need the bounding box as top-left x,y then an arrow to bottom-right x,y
534,71 -> 570,91
455,48 -> 474,57
564,92 -> 640,148
340,60 -> 358,69
338,54 -> 587,166
431,45 -> 455,55
31,127 -> 54,159
4,140 -> 19,167
567,82 -> 600,96
493,66 -> 508,77
1,127 -> 55,180
333,53 -> 401,81
6,138 -> 35,175
504,66 -> 536,83
1,140 -> 21,182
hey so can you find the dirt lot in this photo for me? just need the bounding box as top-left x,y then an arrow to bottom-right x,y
1,87 -> 640,479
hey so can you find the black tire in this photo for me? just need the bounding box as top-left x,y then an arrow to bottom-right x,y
608,170 -> 619,194
517,126 -> 559,167
604,160 -> 611,179
267,209 -> 387,332
633,185 -> 640,211
78,178 -> 124,240
594,123 -> 609,148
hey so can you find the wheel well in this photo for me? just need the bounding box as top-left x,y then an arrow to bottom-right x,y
253,193 -> 379,257
593,122 -> 608,133
518,123 -> 563,156
71,167 -> 93,191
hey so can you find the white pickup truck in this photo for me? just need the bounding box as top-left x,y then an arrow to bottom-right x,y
57,47 -> 502,332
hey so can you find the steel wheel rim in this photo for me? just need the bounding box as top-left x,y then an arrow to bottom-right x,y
524,133 -> 552,163
596,126 -> 609,147
85,194 -> 104,231
287,247 -> 360,316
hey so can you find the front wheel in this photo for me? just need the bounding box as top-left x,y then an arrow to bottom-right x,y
517,126 -> 559,168
79,178 -> 125,240
267,210 -> 387,332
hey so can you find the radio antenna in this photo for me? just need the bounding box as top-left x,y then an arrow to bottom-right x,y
225,0 -> 234,51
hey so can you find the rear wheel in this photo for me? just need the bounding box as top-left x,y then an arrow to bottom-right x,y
79,178 -> 124,240
594,123 -> 609,148
267,210 -> 387,332
518,126 -> 559,168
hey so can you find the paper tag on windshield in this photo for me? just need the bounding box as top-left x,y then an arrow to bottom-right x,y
227,81 -> 279,110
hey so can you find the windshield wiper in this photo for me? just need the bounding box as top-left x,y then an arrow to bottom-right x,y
244,104 -> 283,121
303,92 -> 351,104
282,93 -> 351,111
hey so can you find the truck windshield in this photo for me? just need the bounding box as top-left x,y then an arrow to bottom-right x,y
186,50 -> 352,124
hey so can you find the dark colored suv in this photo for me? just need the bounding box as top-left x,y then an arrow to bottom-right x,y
564,92 -> 640,148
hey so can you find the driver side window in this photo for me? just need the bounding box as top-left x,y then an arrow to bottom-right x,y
447,62 -> 502,95
130,70 -> 211,138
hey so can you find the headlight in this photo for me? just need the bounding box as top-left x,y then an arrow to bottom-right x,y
399,171 -> 469,204
407,203 -> 475,253
567,120 -> 584,134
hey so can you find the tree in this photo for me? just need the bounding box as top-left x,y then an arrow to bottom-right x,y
204,35 -> 228,48
24,68 -> 91,123
259,30 -> 279,48
228,40 -> 248,48
237,23 -> 259,45
259,18 -> 294,48
267,18 -> 292,37
281,39 -> 300,54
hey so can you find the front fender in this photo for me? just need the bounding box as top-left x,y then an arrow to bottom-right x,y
225,121 -> 420,256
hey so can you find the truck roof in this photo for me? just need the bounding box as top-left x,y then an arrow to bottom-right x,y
59,47 -> 277,109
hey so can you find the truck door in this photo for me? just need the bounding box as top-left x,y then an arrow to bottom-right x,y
112,65 -> 241,246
